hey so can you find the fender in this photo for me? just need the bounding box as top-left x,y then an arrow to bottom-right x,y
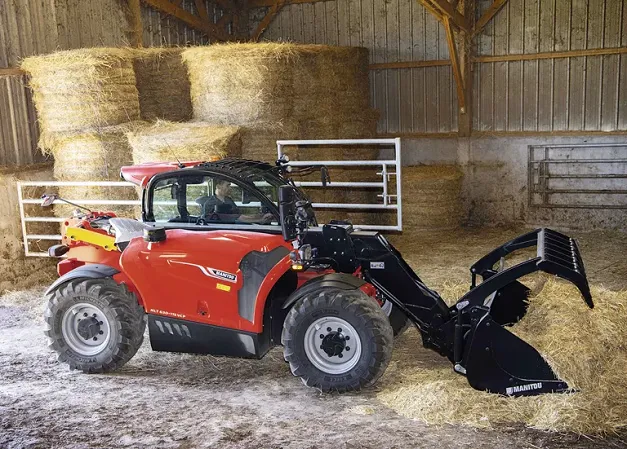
45,264 -> 120,295
281,272 -> 367,311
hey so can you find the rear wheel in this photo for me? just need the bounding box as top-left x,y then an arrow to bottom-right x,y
282,287 -> 393,392
44,278 -> 145,373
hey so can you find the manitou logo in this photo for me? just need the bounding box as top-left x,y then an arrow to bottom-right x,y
169,261 -> 238,283
506,383 -> 543,395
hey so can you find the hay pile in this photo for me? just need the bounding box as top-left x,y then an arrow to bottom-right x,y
21,48 -> 140,142
378,279 -> 627,434
0,164 -> 57,293
132,48 -> 192,122
46,123 -> 147,217
399,165 -> 463,230
181,43 -> 377,163
128,121 -> 242,164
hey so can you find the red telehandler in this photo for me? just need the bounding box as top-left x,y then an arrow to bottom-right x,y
42,159 -> 593,395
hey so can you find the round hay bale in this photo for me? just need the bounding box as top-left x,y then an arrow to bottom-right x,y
21,48 -> 140,144
132,47 -> 192,122
127,121 -> 242,164
49,124 -> 147,217
401,165 -> 464,231
181,43 -> 379,138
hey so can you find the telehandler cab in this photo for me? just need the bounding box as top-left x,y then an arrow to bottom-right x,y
43,159 -> 593,395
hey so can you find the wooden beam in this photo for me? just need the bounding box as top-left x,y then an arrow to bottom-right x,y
423,0 -> 469,32
473,0 -> 508,36
417,0 -> 443,22
249,0 -> 319,7
443,17 -> 465,113
251,0 -> 288,41
458,0 -> 474,136
369,60 -> 451,70
0,68 -> 25,76
141,0 -> 231,41
128,0 -> 144,47
194,0 -> 209,21
473,46 -> 627,63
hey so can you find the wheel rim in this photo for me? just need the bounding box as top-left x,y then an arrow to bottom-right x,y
303,317 -> 362,375
61,303 -> 111,356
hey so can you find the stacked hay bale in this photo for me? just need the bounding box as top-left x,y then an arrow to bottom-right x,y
0,164 -> 57,293
182,43 -> 379,224
127,121 -> 242,164
21,48 -> 140,143
44,123 -> 148,217
399,165 -> 464,231
132,48 -> 192,122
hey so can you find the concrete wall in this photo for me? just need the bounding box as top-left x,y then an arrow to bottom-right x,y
396,135 -> 627,230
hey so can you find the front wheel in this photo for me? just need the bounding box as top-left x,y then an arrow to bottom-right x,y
282,287 -> 393,392
44,278 -> 145,373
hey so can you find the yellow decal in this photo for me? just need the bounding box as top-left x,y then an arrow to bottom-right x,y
65,227 -> 117,252
216,283 -> 231,292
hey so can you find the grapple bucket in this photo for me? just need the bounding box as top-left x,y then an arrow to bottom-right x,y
454,228 -> 593,396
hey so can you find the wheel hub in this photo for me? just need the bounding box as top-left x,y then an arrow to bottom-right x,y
77,317 -> 101,340
304,317 -> 362,375
320,331 -> 347,357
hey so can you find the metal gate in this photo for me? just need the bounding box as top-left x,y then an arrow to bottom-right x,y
528,143 -> 627,210
277,138 -> 402,231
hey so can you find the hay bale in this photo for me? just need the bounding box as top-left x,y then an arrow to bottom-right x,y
127,121 -> 242,164
181,43 -> 378,135
21,48 -> 140,144
48,124 -> 146,217
0,164 -> 57,293
132,47 -> 192,122
377,279 -> 627,434
400,165 -> 463,231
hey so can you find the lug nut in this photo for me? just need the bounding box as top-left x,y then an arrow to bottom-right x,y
99,321 -> 103,325
93,314 -> 97,317
345,336 -> 350,341
327,327 -> 332,332
83,313 -> 88,317
320,334 -> 324,339
338,328 -> 342,332
99,331 -> 104,335
338,354 -> 343,358
93,337 -> 98,341
345,346 -> 350,351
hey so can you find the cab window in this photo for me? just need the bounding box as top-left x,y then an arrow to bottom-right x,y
150,174 -> 278,226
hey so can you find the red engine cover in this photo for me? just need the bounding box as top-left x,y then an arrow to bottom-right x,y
120,229 -> 292,333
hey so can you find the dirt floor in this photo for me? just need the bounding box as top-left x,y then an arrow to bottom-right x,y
1,226 -> 627,449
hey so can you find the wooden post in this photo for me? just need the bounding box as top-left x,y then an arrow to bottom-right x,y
458,0 -> 474,137
129,0 -> 143,48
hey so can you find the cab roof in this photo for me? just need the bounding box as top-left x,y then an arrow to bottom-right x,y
120,158 -> 286,188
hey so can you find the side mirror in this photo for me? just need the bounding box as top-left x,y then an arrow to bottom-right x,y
41,193 -> 58,207
278,185 -> 297,241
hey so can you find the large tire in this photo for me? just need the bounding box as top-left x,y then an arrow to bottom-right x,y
44,278 -> 145,373
282,287 -> 393,392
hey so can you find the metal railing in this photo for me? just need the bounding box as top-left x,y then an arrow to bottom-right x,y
528,143 -> 627,210
17,181 -> 139,257
277,138 -> 402,231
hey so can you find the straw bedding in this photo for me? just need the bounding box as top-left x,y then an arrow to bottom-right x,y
377,278 -> 627,434
0,164 -> 57,292
132,48 -> 192,122
127,121 -> 242,164
21,48 -> 140,141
